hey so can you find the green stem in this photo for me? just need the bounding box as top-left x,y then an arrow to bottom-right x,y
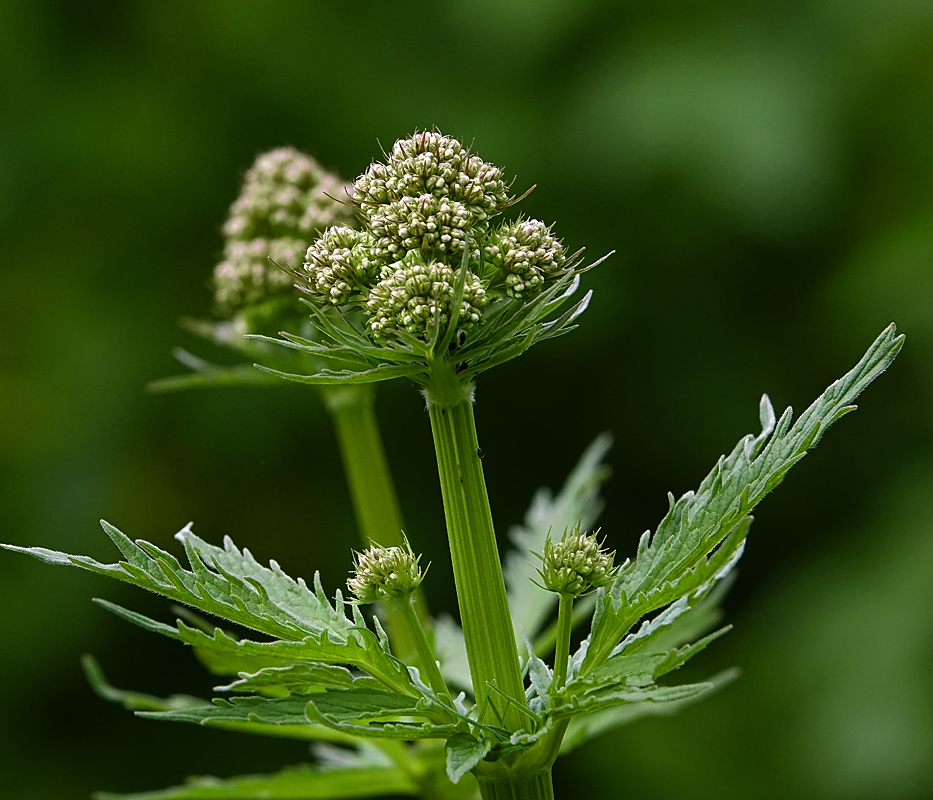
322,384 -> 427,660
324,384 -> 406,549
395,597 -> 454,711
551,594 -> 574,692
426,396 -> 527,731
477,771 -> 554,800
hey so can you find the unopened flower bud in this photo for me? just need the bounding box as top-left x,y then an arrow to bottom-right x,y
365,250 -> 487,342
347,542 -> 425,604
302,226 -> 381,305
213,147 -> 358,318
484,217 -> 567,300
352,130 -> 512,259
224,147 -> 355,242
536,527 -> 617,596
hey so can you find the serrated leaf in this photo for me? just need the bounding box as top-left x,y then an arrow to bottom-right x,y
308,687 -> 443,723
505,434 -> 612,649
583,325 -> 904,672
581,626 -> 732,689
6,521 -> 355,643
552,679 -> 717,722
217,663 -> 382,695
93,600 -> 415,696
445,732 -> 493,783
306,699 -> 459,741
139,695 -> 356,744
92,762 -> 418,800
559,669 -> 739,753
256,362 -> 425,387
3,523 -> 419,695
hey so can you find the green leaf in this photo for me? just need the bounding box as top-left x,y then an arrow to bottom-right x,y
139,694 -> 356,743
256,362 -> 425,387
504,434 -> 612,648
580,626 -> 732,690
583,325 -> 904,672
559,669 -> 739,753
552,679 -> 718,722
306,698 -> 459,741
82,654 -> 209,713
445,732 -> 493,783
3,523 -> 419,694
308,687 -> 443,723
94,599 -> 415,696
92,762 -> 418,800
6,521 -> 355,642
216,663 -> 382,695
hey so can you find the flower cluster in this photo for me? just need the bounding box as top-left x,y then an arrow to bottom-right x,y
484,217 -> 568,300
213,147 -> 356,317
536,527 -> 617,596
347,542 -> 425,604
300,131 -> 571,346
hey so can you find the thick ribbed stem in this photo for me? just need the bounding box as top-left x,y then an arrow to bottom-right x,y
477,771 -> 554,800
427,398 -> 526,731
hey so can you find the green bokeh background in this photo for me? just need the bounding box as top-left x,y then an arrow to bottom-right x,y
1,1 -> 931,797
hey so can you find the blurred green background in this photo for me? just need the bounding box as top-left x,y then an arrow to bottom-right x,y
1,1 -> 931,797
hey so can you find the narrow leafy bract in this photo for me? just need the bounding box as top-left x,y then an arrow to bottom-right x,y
582,324 -> 904,672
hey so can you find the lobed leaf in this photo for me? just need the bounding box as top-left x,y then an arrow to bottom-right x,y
558,669 -> 738,753
216,663 -> 382,695
94,599 -> 415,696
139,695 -> 356,743
582,325 -> 903,672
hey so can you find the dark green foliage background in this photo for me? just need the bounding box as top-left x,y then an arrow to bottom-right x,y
1,1 -> 931,797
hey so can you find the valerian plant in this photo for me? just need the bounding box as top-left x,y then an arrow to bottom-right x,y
2,130 -> 904,800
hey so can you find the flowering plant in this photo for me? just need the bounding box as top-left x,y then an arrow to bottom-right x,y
2,131 -> 903,800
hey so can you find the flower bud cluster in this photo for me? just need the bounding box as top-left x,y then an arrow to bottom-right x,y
213,147 -> 356,316
213,237 -> 307,311
347,542 -> 425,604
301,130 -> 572,346
537,527 -> 617,596
366,251 -> 488,342
485,217 -> 567,300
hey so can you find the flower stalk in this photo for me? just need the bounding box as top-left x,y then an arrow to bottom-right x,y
427,395 -> 527,732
